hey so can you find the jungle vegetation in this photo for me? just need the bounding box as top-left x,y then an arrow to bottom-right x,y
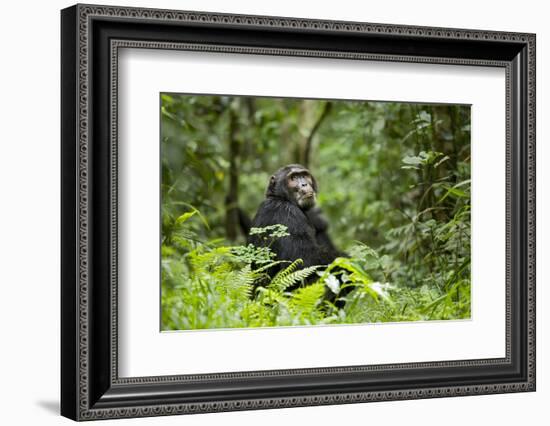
160,94 -> 471,330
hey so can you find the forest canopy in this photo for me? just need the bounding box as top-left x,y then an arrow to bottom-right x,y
160,94 -> 471,330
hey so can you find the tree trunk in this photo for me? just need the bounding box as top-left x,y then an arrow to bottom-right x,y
303,101 -> 332,168
225,103 -> 240,241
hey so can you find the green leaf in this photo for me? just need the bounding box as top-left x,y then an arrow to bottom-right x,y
402,155 -> 423,166
175,210 -> 196,225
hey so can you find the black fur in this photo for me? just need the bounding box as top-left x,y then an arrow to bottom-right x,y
306,207 -> 342,255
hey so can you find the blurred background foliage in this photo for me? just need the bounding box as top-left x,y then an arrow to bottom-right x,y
160,94 -> 471,330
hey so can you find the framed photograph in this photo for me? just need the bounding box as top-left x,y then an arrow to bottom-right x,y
61,3 -> 536,421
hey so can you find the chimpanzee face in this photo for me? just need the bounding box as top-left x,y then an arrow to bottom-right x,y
287,169 -> 316,210
266,164 -> 319,209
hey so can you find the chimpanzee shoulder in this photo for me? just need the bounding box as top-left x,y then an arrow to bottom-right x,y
251,197 -> 315,236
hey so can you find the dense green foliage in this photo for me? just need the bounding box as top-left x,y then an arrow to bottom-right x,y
160,94 -> 471,330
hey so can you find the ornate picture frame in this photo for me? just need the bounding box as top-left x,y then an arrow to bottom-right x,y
61,3 -> 535,421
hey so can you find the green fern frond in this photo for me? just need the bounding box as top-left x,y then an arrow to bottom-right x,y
188,246 -> 231,271
211,262 -> 232,279
253,260 -> 289,274
267,259 -> 301,291
220,264 -> 255,299
277,266 -> 321,291
268,260 -> 320,292
288,283 -> 325,315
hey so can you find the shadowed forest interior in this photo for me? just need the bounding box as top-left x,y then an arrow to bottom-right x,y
160,93 -> 471,330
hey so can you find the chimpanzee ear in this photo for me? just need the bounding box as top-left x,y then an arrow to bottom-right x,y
266,174 -> 277,196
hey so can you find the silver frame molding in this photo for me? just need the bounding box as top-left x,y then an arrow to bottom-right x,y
61,3 -> 536,421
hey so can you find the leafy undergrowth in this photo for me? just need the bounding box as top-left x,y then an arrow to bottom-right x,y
161,221 -> 470,331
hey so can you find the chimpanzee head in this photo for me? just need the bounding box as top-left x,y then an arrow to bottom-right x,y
266,164 -> 318,210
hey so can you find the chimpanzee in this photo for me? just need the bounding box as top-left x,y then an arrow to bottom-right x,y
247,164 -> 345,290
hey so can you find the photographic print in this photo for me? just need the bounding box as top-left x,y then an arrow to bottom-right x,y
160,94 -> 471,331
61,5 -> 535,419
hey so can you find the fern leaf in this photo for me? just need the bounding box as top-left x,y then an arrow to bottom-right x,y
221,264 -> 255,299
289,283 -> 325,315
267,259 -> 301,291
269,260 -> 320,292
253,260 -> 289,274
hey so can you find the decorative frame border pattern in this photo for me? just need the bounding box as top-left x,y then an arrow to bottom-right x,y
61,3 -> 536,421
